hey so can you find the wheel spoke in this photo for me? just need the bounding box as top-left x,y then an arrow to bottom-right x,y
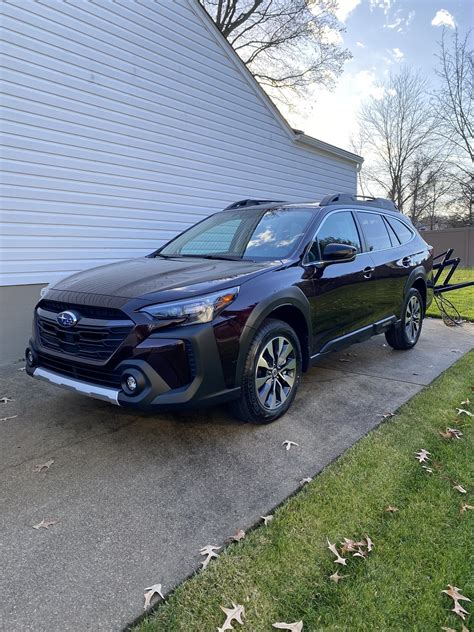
256,375 -> 270,389
255,334 -> 297,410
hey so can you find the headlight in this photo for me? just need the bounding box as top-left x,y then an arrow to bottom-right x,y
140,287 -> 240,325
40,284 -> 51,298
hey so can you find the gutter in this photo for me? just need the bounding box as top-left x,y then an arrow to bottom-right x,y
293,132 -> 364,167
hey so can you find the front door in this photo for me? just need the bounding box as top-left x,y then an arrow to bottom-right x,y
305,210 -> 377,353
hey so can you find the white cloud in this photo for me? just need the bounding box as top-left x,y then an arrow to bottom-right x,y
369,0 -> 392,16
356,41 -> 365,48
335,0 -> 361,22
431,9 -> 456,28
392,47 -> 404,61
385,10 -> 415,32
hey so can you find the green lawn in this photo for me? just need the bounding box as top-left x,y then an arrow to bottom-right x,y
136,353 -> 473,631
427,267 -> 474,322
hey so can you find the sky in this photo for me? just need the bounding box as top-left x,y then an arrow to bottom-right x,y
284,0 -> 473,153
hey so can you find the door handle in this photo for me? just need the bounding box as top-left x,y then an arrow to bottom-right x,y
402,256 -> 412,267
363,266 -> 374,279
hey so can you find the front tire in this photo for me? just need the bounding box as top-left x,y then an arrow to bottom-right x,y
385,287 -> 424,350
229,319 -> 302,423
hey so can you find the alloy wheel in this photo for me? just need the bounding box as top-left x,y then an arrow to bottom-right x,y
405,295 -> 421,344
255,335 -> 296,410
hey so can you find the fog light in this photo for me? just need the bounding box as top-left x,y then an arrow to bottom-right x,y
125,375 -> 137,392
26,348 -> 35,367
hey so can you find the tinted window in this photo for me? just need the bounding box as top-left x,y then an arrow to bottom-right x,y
307,211 -> 361,262
160,208 -> 314,261
386,217 -> 413,244
358,212 -> 392,251
383,217 -> 400,246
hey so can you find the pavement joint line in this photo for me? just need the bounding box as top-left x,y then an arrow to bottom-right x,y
315,364 -> 438,386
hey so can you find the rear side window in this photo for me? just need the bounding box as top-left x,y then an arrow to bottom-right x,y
307,211 -> 361,262
358,212 -> 392,251
386,217 -> 414,244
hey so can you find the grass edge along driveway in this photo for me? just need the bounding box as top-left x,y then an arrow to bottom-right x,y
135,352 -> 473,632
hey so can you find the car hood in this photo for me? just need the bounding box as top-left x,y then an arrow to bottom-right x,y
50,257 -> 280,302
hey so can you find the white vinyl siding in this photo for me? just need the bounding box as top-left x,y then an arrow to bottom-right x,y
0,0 -> 358,286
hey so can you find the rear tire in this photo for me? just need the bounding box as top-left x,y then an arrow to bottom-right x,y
229,319 -> 302,424
385,287 -> 424,350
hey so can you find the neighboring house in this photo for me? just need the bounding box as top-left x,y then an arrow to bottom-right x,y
0,0 -> 363,362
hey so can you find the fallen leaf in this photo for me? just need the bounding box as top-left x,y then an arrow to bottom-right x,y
365,535 -> 374,552
218,603 -> 245,631
452,601 -> 470,620
440,427 -> 463,440
442,586 -> 472,603
282,440 -> 298,451
451,349 -> 462,353
34,458 -> 54,472
300,477 -> 312,485
382,412 -> 395,419
460,398 -> 470,406
326,538 -> 347,566
0,415 -> 18,422
453,484 -> 467,494
422,465 -> 433,473
273,622 -> 303,631
329,571 -> 347,583
456,408 -> 473,417
353,548 -> 367,558
232,529 -> 246,542
385,506 -> 399,513
415,449 -> 431,463
460,504 -> 474,514
32,519 -> 58,530
0,397 -> 14,403
143,583 -> 164,610
441,627 -> 456,632
200,544 -> 220,569
261,515 -> 273,525
17,367 -> 26,372
340,538 -> 359,554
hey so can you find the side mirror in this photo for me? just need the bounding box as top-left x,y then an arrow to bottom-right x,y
322,243 -> 357,264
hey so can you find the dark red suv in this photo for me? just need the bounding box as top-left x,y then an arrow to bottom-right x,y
26,194 -> 433,423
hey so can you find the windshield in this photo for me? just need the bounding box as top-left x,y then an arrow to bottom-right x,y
158,208 -> 314,261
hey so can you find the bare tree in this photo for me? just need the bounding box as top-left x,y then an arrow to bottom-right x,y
199,0 -> 351,98
358,68 -> 443,216
433,28 -> 473,223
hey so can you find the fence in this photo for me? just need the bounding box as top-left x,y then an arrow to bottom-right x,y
421,227 -> 474,267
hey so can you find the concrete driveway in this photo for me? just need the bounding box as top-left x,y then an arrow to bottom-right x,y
0,318 -> 472,632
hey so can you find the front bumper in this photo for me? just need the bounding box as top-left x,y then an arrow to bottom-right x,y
27,322 -> 241,410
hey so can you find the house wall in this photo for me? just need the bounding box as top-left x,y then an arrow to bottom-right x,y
0,0 -> 359,361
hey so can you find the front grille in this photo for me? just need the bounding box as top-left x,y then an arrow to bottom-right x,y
36,303 -> 133,361
38,353 -> 122,388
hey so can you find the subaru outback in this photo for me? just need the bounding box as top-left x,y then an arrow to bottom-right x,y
26,193 -> 433,423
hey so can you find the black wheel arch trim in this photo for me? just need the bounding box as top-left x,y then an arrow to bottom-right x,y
234,286 -> 311,386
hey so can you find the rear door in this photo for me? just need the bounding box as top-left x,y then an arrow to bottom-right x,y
306,210 -> 378,352
355,211 -> 417,322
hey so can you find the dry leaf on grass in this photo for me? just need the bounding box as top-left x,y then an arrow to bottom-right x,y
272,622 -> 303,631
32,519 -> 58,530
0,415 -> 18,422
460,398 -> 470,406
422,465 -> 433,473
326,538 -> 347,566
282,440 -> 298,451
300,477 -> 312,485
365,535 -> 374,552
456,408 -> 473,417
261,515 -> 273,525
442,585 -> 471,621
34,459 -> 54,472
382,412 -> 395,419
0,397 -> 14,403
460,504 -> 474,514
143,584 -> 164,610
385,506 -> 399,513
329,571 -> 347,583
218,603 -> 245,631
232,529 -> 245,542
200,544 -> 220,569
453,484 -> 467,494
415,449 -> 431,463
440,427 -> 463,440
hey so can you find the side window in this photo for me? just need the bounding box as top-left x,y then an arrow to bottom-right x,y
358,212 -> 392,251
180,218 -> 242,254
383,216 -> 400,246
307,211 -> 361,262
386,217 -> 414,245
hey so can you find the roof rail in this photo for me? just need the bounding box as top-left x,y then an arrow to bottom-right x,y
319,193 -> 398,213
224,199 -> 286,210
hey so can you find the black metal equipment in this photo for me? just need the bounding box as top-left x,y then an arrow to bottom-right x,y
431,248 -> 474,326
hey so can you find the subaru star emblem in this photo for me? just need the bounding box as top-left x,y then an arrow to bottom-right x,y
57,310 -> 79,328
